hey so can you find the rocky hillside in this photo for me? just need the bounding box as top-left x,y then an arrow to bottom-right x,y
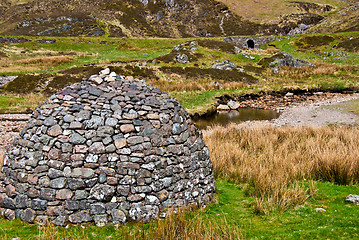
0,0 -> 280,37
0,0 -> 357,37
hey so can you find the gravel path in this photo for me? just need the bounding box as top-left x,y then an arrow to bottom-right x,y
272,93 -> 359,127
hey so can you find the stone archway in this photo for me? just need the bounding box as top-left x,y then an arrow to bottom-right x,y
247,39 -> 255,49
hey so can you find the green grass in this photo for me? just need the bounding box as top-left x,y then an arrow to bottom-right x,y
0,181 -> 357,239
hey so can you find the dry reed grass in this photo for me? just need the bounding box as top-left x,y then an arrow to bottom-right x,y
148,76 -> 244,92
2,93 -> 47,113
272,63 -> 357,79
30,207 -> 241,240
149,208 -> 242,240
14,55 -> 74,66
203,125 -> 359,213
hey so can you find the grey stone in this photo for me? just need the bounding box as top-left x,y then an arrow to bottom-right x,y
69,210 -> 92,224
90,203 -> 106,215
72,168 -> 95,179
52,215 -> 66,226
49,178 -> 66,189
48,168 -> 64,179
345,194 -> 359,204
94,214 -> 108,227
20,208 -> 35,223
40,188 -> 56,201
68,178 -> 86,190
90,185 -> 115,201
65,200 -> 80,211
70,133 -> 86,144
31,199 -> 47,210
111,209 -> 127,223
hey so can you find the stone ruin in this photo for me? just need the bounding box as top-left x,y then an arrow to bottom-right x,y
0,68 -> 216,226
224,36 -> 278,49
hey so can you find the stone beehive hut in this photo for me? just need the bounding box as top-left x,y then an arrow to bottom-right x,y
0,69 -> 216,226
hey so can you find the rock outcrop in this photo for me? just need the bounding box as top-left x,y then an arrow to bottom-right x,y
0,69 -> 216,226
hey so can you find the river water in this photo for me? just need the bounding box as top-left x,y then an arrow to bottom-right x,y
193,108 -> 280,129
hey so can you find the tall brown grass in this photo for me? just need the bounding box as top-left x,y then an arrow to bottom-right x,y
203,125 -> 359,213
271,63 -> 358,79
14,55 -> 74,66
29,207 -> 241,240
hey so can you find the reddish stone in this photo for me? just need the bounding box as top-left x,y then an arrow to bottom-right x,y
48,148 -> 61,160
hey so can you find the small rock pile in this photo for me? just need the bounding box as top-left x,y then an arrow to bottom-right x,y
0,68 -> 216,226
270,52 -> 315,69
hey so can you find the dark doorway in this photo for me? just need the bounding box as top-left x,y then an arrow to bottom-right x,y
247,39 -> 255,48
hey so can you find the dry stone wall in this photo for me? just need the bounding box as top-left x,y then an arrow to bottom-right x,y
0,69 -> 216,226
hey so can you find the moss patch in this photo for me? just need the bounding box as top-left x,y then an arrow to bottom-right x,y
198,39 -> 238,54
336,37 -> 359,53
156,51 -> 204,63
295,35 -> 335,49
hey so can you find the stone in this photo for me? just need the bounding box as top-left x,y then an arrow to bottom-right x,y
89,142 -> 105,154
227,100 -> 240,110
40,189 -> 56,201
72,168 -> 95,179
90,203 -> 106,215
111,209 -> 126,223
49,178 -> 66,189
56,189 -> 73,200
120,124 -> 135,133
217,104 -> 230,111
114,138 -> 127,149
90,185 -> 115,201
345,194 -> 359,204
94,214 -> 108,227
4,209 -> 15,220
0,69 -> 215,227
68,178 -> 86,190
52,216 -> 66,226
315,208 -> 326,213
31,199 -> 47,210
20,208 -> 35,223
70,133 -> 86,145
35,215 -> 48,226
212,60 -> 236,70
47,125 -> 62,137
69,210 -> 92,224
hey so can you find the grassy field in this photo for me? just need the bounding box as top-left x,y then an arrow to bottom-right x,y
0,32 -> 358,113
0,126 -> 358,239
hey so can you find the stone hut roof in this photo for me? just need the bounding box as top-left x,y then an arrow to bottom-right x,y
0,68 -> 216,227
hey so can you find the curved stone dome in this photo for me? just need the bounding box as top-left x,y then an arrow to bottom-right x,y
0,69 -> 216,226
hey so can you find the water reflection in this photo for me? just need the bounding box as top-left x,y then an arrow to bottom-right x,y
193,109 -> 280,129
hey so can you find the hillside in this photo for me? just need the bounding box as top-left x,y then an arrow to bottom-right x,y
0,0 -> 355,37
0,0 -> 281,38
